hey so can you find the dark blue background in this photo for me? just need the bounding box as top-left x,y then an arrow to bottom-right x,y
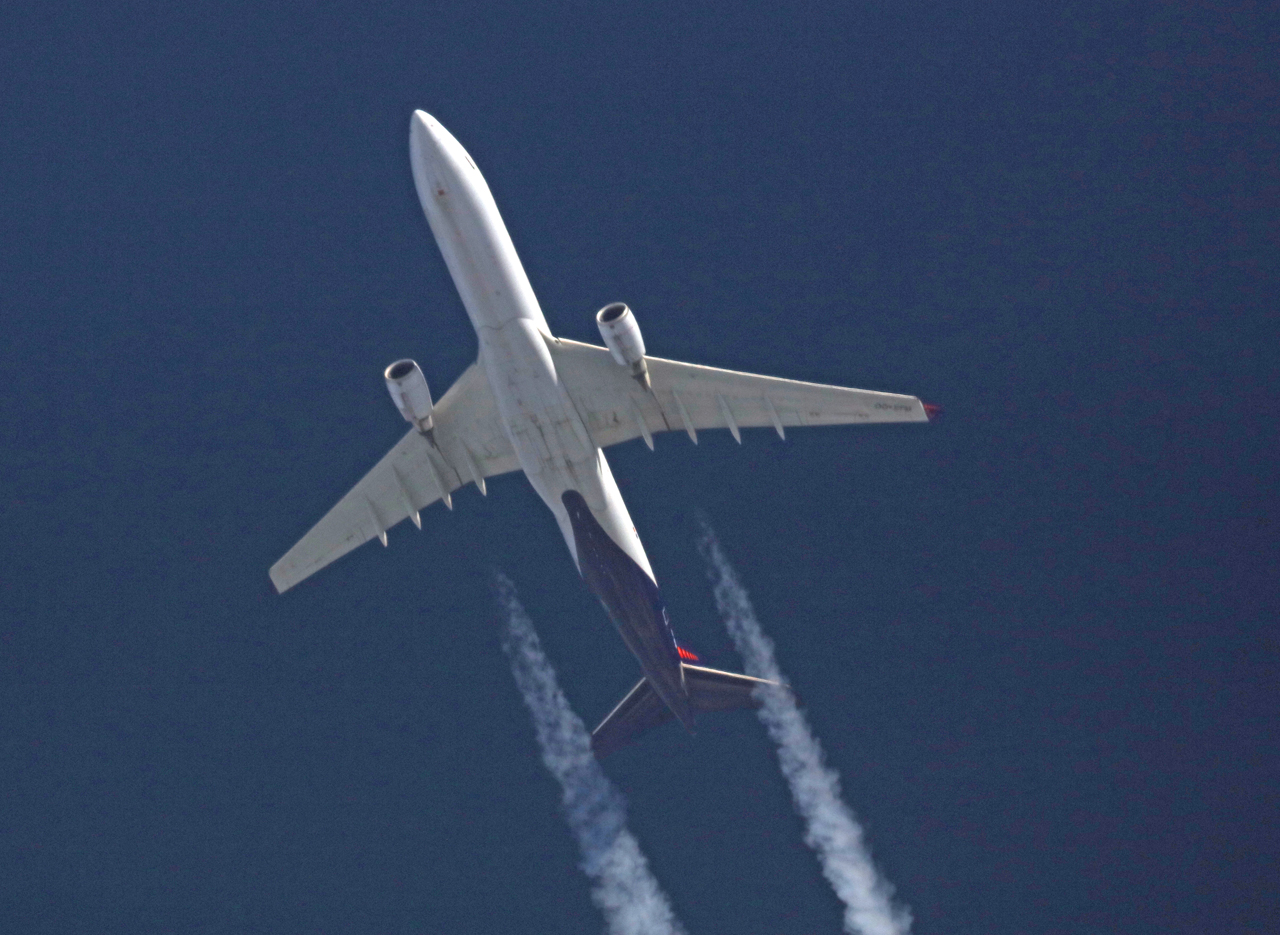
3,3 -> 1276,933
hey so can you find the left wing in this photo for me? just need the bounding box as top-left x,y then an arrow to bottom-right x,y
269,363 -> 518,593
548,337 -> 930,450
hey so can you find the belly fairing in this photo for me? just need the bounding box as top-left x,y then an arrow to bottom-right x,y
478,322 -> 655,579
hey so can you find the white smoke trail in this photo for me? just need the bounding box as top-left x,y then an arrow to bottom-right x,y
698,526 -> 912,935
494,573 -> 685,935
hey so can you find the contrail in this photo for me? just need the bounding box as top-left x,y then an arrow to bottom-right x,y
494,573 -> 685,935
698,526 -> 912,935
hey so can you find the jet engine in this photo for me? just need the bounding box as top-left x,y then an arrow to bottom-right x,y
384,359 -> 434,433
595,302 -> 650,389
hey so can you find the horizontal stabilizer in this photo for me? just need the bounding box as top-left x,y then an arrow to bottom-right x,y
591,677 -> 674,759
682,663 -> 779,712
591,663 -> 784,758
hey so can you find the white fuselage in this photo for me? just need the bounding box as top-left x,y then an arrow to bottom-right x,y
408,111 -> 654,581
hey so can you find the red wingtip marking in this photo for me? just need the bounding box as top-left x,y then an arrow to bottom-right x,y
923,403 -> 942,421
677,646 -> 700,662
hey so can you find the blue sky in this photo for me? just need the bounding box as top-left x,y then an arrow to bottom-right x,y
2,3 -> 1276,933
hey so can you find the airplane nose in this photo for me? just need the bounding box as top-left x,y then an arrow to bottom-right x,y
408,111 -> 480,214
409,111 -> 447,202
410,110 -> 439,157
410,109 -> 435,135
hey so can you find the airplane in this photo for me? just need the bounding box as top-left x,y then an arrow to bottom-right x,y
270,112 -> 935,757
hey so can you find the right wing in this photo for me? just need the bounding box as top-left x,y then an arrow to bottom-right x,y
548,338 -> 930,450
269,363 -> 519,593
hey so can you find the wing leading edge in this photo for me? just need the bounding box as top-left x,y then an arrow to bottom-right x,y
548,337 -> 929,450
269,363 -> 519,593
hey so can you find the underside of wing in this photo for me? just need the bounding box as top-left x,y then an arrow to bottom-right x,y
548,337 -> 930,450
269,363 -> 519,593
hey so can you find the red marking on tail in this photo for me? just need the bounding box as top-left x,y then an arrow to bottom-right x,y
677,646 -> 700,662
923,403 -> 942,421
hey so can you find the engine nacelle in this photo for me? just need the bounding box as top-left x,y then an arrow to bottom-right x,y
384,359 -> 434,433
596,302 -> 650,388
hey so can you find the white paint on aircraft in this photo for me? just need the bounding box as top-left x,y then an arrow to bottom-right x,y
269,112 -> 930,595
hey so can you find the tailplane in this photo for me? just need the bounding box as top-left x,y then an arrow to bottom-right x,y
590,664 -> 783,758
